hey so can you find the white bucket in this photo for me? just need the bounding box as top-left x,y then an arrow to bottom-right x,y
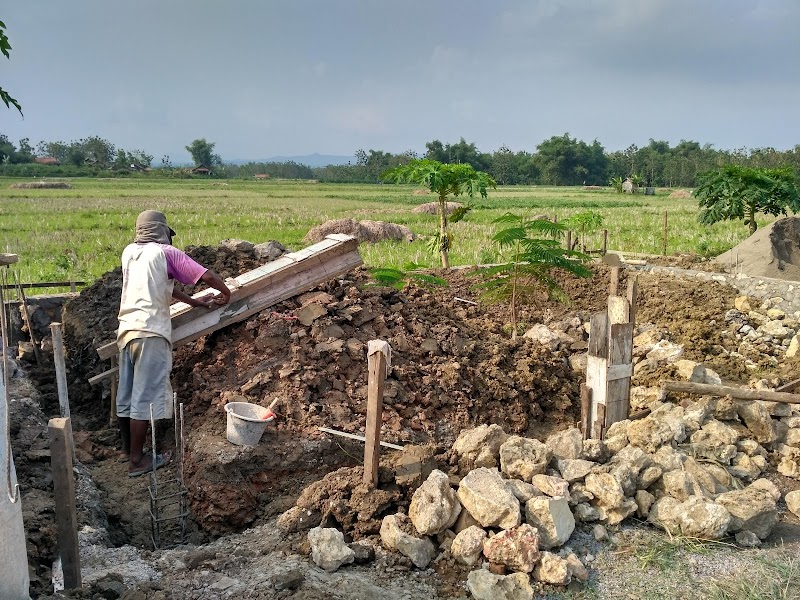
225,402 -> 274,446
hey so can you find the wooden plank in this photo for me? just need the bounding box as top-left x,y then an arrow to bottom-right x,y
662,381 -> 800,404
627,275 -> 638,326
580,383 -> 591,439
1,280 -> 86,290
608,296 -> 629,325
97,235 -> 361,359
607,363 -> 633,381
592,402 -> 605,440
364,342 -> 388,488
586,355 -> 608,438
776,378 -> 800,393
50,323 -> 71,418
48,417 -> 82,590
605,322 -> 634,427
89,366 -> 118,386
587,311 -> 609,358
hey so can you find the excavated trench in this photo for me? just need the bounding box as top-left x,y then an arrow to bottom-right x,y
14,242 -> 800,597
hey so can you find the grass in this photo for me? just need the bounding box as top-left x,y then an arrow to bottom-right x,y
704,553 -> 800,599
0,177 -> 780,287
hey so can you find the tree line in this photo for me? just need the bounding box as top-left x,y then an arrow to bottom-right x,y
1,131 -> 799,188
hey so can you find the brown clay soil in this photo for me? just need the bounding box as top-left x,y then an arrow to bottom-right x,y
11,243 -> 800,598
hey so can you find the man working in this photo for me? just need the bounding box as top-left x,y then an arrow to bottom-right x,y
117,210 -> 231,477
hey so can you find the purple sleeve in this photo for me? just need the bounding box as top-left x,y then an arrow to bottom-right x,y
161,245 -> 208,285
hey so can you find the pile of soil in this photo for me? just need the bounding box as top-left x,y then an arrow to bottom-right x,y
9,181 -> 72,189
18,239 -> 791,597
305,219 -> 415,243
668,189 -> 693,198
412,202 -> 462,215
715,217 -> 800,281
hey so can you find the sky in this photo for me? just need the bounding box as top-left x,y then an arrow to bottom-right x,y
2,0 -> 799,164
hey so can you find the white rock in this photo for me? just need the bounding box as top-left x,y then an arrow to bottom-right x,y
409,469 -> 461,535
467,570 -> 534,600
453,425 -> 508,471
784,490 -> 800,518
308,527 -> 355,572
500,436 -> 551,481
675,496 -> 731,540
457,468 -> 521,530
450,525 -> 487,566
524,496 -> 575,550
533,552 -> 571,586
379,514 -> 436,569
545,428 -> 584,460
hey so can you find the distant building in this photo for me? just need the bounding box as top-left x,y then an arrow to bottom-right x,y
622,178 -> 635,193
35,156 -> 60,165
254,173 -> 270,180
191,166 -> 212,175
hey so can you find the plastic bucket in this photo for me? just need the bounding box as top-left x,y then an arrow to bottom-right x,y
225,402 -> 274,446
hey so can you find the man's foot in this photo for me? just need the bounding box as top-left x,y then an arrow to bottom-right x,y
128,450 -> 172,477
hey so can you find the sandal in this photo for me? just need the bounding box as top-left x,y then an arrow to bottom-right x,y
128,450 -> 172,478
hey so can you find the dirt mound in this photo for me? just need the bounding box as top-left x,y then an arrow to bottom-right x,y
9,181 -> 72,189
305,219 -> 415,243
668,189 -> 693,198
714,217 -> 800,281
412,189 -> 430,196
412,202 -> 462,215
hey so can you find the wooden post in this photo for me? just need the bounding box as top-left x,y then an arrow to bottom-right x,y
609,266 -> 620,297
602,230 -> 608,255
50,322 -> 71,418
48,417 -> 81,590
580,384 -> 591,439
662,210 -> 668,256
364,340 -> 389,488
627,276 -> 639,327
566,230 -> 572,252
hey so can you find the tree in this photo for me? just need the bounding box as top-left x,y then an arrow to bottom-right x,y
186,138 -> 219,167
0,20 -> 21,115
383,159 -> 496,268
695,165 -> 800,235
476,213 -> 592,340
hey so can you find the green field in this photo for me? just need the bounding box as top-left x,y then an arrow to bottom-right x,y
0,177 -> 777,286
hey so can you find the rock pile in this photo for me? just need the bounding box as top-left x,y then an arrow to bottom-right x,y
294,385 -> 800,597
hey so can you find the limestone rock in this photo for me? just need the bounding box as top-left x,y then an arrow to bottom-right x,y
457,468 -> 521,530
409,469 -> 461,535
524,496 -> 575,550
379,514 -> 436,568
482,523 -> 542,572
500,436 -> 551,481
675,496 -> 731,540
308,527 -> 355,572
635,490 -> 655,518
784,490 -> 800,518
451,525 -> 487,566
533,551 -> 572,586
715,485 -> 778,540
530,474 -> 569,498
584,473 -> 625,509
506,479 -> 541,503
453,425 -> 508,472
648,496 -> 681,533
735,400 -> 776,444
626,415 -> 674,453
466,570 -> 534,600
545,428 -> 584,460
556,458 -> 595,483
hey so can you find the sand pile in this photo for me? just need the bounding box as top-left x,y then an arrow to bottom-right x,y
668,189 -> 692,198
715,217 -> 800,281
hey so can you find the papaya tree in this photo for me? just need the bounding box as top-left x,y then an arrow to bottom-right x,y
475,214 -> 592,340
383,159 -> 496,268
695,165 -> 800,235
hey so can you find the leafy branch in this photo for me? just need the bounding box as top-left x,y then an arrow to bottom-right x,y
0,20 -> 22,115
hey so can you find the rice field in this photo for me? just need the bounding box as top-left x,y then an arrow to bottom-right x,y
0,177 -> 776,287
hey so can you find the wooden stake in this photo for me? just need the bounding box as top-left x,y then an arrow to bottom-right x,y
580,384 -> 591,439
627,276 -> 639,327
48,417 -> 82,590
602,229 -> 608,255
566,230 -> 572,252
50,322 -> 71,418
609,266 -> 620,297
662,210 -> 668,256
364,342 -> 388,488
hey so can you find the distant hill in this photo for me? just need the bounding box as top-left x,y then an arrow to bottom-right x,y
227,153 -> 355,167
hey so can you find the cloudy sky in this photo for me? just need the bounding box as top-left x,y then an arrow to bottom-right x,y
2,1 -> 798,163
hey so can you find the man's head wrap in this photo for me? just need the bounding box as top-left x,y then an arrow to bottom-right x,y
134,210 -> 175,244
